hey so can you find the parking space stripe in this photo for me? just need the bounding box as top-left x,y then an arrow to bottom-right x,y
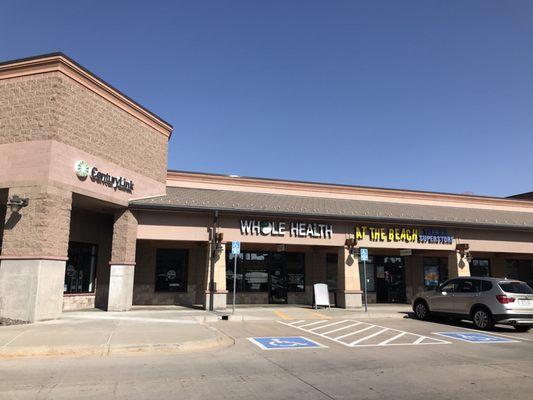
287,320 -> 305,326
334,325 -> 375,340
349,328 -> 389,346
308,320 -> 349,331
278,319 -> 451,348
273,310 -> 292,320
298,320 -> 330,328
378,331 -> 407,345
322,322 -> 362,335
413,336 -> 426,344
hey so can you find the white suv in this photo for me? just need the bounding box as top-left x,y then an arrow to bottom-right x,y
412,277 -> 533,332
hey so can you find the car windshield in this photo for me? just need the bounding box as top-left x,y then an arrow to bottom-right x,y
498,282 -> 533,294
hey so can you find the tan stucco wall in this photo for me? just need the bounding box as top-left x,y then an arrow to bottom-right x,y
0,72 -> 168,183
137,212 -> 533,255
0,140 -> 166,206
1,185 -> 72,258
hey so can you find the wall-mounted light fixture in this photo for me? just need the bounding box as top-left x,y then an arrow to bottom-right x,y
7,195 -> 29,213
214,232 -> 225,252
345,237 -> 357,255
456,243 -> 472,263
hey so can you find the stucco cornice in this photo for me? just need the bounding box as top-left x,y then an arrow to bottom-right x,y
0,53 -> 173,139
166,170 -> 533,210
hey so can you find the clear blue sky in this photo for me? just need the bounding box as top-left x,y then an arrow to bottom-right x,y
2,1 -> 532,197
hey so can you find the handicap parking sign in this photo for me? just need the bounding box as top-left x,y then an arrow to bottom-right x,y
248,336 -> 326,350
434,332 -> 518,343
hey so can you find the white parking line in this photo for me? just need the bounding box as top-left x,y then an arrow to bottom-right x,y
278,320 -> 450,348
378,331 -> 407,345
308,320 -> 349,332
349,328 -> 389,346
334,325 -> 375,340
298,320 -> 329,328
322,322 -> 362,335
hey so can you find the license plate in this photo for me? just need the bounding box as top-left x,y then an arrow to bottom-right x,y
517,299 -> 533,306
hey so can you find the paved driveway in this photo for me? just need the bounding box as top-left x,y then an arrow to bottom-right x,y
1,315 -> 532,399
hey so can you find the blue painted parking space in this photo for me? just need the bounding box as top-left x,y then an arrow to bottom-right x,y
248,336 -> 326,350
434,332 -> 519,343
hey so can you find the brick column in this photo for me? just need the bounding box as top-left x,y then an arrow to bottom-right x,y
0,185 -> 72,322
448,250 -> 470,278
336,246 -> 362,308
107,209 -> 137,312
204,242 -> 227,311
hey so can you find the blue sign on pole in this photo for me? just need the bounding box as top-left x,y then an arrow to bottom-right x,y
248,336 -> 326,350
231,241 -> 241,255
360,248 -> 369,262
435,332 -> 518,343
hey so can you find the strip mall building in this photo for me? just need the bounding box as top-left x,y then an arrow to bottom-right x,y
1,53 -> 533,322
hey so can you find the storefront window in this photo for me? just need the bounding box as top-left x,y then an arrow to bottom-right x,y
286,253 -> 305,292
326,253 -> 337,290
155,249 -> 188,292
505,260 -> 533,282
64,242 -> 97,293
359,256 -> 376,292
226,252 -> 304,292
422,257 -> 448,289
470,259 -> 491,277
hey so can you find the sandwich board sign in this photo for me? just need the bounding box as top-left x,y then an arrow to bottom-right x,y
313,283 -> 331,309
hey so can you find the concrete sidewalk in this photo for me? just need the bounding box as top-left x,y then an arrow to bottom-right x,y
0,304 -> 410,358
0,310 -> 233,359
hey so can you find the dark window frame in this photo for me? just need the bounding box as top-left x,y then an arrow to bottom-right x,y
470,258 -> 491,277
226,251 -> 305,293
64,241 -> 98,294
154,248 -> 189,293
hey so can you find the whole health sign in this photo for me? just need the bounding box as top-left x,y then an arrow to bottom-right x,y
240,220 -> 333,239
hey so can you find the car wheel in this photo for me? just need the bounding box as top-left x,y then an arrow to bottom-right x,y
414,301 -> 430,320
472,308 -> 494,330
514,326 -> 531,333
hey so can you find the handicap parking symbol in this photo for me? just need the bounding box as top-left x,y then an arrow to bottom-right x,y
434,332 -> 518,343
248,336 -> 326,350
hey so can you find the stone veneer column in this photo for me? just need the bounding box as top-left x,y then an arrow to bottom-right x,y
448,250 -> 470,278
204,242 -> 227,311
0,185 -> 72,322
107,209 -> 138,312
336,246 -> 363,308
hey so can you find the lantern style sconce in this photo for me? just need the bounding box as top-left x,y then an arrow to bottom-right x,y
456,243 -> 472,263
7,195 -> 29,213
345,237 -> 357,255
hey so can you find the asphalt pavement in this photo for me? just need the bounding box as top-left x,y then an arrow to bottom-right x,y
1,309 -> 532,399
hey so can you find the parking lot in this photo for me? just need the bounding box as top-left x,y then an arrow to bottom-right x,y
1,311 -> 533,399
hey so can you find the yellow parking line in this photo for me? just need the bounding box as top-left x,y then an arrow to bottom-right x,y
306,310 -> 333,320
273,310 -> 292,320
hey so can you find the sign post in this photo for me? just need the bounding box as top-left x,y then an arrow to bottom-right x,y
231,241 -> 241,313
359,248 -> 369,312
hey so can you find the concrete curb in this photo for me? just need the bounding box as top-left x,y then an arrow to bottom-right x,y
0,329 -> 234,359
201,312 -> 412,322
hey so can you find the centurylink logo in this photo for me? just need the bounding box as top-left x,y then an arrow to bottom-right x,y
74,160 -> 91,178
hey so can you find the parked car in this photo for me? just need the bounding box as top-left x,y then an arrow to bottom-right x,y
412,277 -> 533,332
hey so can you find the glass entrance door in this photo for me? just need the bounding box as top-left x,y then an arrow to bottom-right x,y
269,253 -> 288,304
375,256 -> 406,303
64,242 -> 98,293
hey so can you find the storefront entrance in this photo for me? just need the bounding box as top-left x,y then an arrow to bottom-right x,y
375,256 -> 406,303
268,253 -> 287,304
227,251 -> 305,304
